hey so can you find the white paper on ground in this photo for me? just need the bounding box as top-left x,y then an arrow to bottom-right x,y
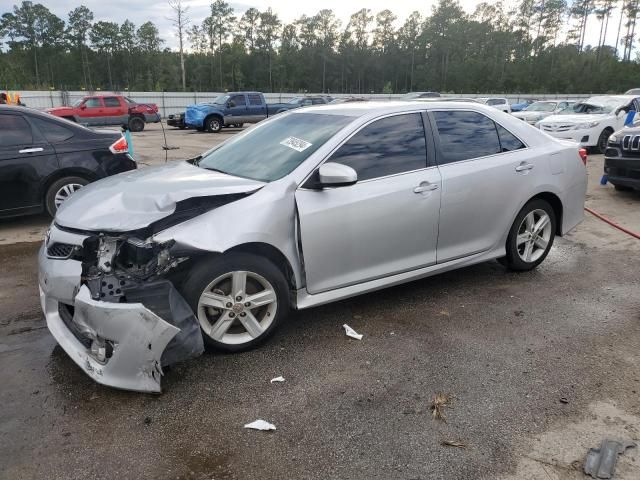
270,376 -> 285,383
343,324 -> 363,340
244,419 -> 276,431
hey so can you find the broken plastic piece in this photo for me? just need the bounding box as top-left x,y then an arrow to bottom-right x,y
244,419 -> 276,431
343,324 -> 363,340
270,376 -> 285,383
584,439 -> 636,479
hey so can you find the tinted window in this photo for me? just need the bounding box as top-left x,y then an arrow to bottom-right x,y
0,115 -> 33,146
301,99 -> 313,106
230,95 -> 246,106
328,113 -> 427,181
433,111 -> 501,163
248,94 -> 262,105
311,98 -> 325,105
496,124 -> 525,152
31,117 -> 75,143
84,98 -> 102,108
487,99 -> 504,106
104,97 -> 120,107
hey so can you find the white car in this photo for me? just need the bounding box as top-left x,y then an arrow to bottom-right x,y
537,95 -> 640,153
512,100 -> 574,125
477,97 -> 511,113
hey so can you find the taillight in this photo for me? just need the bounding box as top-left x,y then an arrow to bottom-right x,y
579,148 -> 587,166
109,136 -> 129,154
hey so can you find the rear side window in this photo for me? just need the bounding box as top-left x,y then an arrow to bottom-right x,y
31,117 -> 75,143
248,94 -> 262,105
0,115 -> 33,146
104,97 -> 120,107
311,98 -> 325,105
496,124 -> 525,152
230,95 -> 246,106
433,111 -> 501,163
328,113 -> 427,181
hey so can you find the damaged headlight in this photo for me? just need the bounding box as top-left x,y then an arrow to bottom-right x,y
81,234 -> 187,302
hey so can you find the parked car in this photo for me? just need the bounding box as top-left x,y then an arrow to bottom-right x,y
328,97 -> 369,104
477,97 -> 511,113
537,95 -> 639,153
417,97 -> 481,103
624,88 -> 640,95
510,99 -> 537,112
185,92 -> 331,133
46,95 -> 160,132
39,101 -> 587,392
400,91 -> 441,100
167,112 -> 186,129
604,124 -> 640,191
512,100 -> 574,125
0,105 -> 135,218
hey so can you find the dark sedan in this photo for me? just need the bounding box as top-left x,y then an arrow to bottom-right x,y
0,106 -> 136,218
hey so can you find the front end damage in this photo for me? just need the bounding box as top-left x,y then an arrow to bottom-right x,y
40,228 -> 204,393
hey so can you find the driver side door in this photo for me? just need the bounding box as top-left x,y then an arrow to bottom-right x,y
295,112 -> 442,294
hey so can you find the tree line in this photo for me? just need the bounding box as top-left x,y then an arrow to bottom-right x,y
1,0 -> 640,94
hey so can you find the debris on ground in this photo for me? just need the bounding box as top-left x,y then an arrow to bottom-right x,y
441,440 -> 467,449
431,392 -> 454,421
270,376 -> 285,383
244,419 -> 276,431
559,397 -> 569,404
343,324 -> 363,340
583,439 -> 636,479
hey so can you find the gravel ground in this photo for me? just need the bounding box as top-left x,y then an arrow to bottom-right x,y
0,123 -> 639,480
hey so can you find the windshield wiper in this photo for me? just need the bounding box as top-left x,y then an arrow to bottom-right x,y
202,166 -> 229,175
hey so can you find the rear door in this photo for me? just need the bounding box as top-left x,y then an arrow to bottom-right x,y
295,112 -> 441,294
102,96 -> 128,125
247,93 -> 267,123
226,94 -> 248,124
0,112 -> 58,214
77,97 -> 105,125
429,109 -> 541,263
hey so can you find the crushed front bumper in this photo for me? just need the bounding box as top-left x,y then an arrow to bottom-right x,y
38,226 -> 203,393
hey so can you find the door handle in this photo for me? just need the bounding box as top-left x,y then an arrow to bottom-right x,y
515,163 -> 534,172
413,182 -> 439,194
19,147 -> 44,154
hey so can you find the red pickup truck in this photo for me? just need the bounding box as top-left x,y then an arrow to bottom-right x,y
46,95 -> 160,132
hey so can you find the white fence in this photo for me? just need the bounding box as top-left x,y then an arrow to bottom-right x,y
14,90 -> 593,118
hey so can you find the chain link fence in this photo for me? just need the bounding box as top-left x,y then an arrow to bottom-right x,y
13,90 -> 593,118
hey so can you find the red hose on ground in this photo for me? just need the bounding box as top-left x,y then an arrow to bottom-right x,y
584,207 -> 640,240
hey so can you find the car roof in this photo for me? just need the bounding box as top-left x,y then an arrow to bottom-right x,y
294,100 -> 508,118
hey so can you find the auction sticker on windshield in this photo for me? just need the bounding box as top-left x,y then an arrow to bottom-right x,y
280,136 -> 312,152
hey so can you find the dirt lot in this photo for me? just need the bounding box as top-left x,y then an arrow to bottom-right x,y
0,123 -> 639,480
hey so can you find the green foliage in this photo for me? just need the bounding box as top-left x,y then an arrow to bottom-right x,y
0,0 -> 639,92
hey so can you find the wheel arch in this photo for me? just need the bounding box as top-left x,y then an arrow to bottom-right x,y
225,242 -> 298,292
40,168 -> 97,203
528,191 -> 564,236
204,113 -> 223,127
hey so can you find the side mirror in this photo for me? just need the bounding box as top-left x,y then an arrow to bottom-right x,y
80,104 -> 87,110
317,163 -> 357,188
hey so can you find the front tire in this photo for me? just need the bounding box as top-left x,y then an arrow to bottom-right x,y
181,253 -> 290,352
45,176 -> 89,216
502,199 -> 556,271
595,128 -> 613,154
205,116 -> 222,133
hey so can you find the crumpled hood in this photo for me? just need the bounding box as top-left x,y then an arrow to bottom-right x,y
55,161 -> 265,232
541,113 -> 608,124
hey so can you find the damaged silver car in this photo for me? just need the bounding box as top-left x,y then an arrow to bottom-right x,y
39,102 -> 587,392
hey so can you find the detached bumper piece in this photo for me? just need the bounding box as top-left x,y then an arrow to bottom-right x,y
47,281 -> 203,393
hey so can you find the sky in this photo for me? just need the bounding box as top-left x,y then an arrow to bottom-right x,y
0,0 -> 623,52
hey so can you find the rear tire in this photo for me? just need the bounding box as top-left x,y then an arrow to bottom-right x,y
181,253 -> 290,352
502,199 -> 556,271
45,176 -> 89,217
128,116 -> 145,132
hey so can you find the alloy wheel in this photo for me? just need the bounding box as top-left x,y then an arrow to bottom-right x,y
197,270 -> 278,345
54,183 -> 83,209
516,209 -> 552,263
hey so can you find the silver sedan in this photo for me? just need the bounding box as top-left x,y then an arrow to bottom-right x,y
39,102 -> 588,392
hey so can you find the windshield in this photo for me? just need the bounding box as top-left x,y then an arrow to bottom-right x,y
197,113 -> 353,182
213,94 -> 230,105
526,102 -> 557,112
71,98 -> 83,107
288,97 -> 303,104
561,97 -> 626,115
